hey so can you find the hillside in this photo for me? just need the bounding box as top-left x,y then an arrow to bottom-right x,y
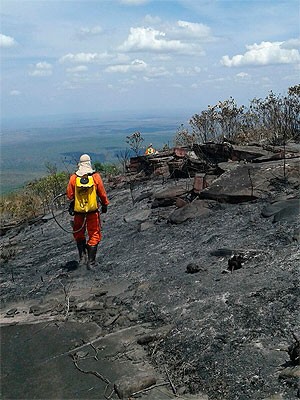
0,143 -> 299,400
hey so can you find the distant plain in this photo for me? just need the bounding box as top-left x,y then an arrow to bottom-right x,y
0,112 -> 187,194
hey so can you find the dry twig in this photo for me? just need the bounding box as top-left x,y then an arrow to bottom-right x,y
59,280 -> 72,320
164,366 -> 177,394
131,382 -> 169,397
71,354 -> 111,385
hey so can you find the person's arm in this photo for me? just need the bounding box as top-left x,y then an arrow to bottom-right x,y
94,173 -> 109,208
66,174 -> 76,200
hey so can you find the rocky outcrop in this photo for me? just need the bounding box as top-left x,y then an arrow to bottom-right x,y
1,143 -> 300,400
200,158 -> 300,203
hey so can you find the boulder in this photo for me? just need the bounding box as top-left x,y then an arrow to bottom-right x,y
152,198 -> 177,208
154,185 -> 190,200
169,200 -> 211,224
114,371 -> 156,398
273,204 -> 300,223
124,209 -> 151,223
152,184 -> 190,208
138,221 -> 155,232
261,198 -> 299,223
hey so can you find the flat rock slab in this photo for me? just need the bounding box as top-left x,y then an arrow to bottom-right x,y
231,145 -> 273,161
218,161 -> 240,172
200,159 -> 300,203
1,320 -> 173,400
154,185 -> 189,200
124,208 -> 151,223
1,321 -> 101,400
261,198 -> 300,223
169,200 -> 212,224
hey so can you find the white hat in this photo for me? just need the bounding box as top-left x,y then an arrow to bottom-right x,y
76,154 -> 95,176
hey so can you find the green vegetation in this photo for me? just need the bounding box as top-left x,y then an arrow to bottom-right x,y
0,165 -> 69,224
175,85 -> 300,146
93,162 -> 120,178
1,85 -> 299,225
0,161 -> 121,224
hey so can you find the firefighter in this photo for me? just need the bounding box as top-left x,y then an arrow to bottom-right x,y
145,143 -> 156,155
66,154 -> 109,270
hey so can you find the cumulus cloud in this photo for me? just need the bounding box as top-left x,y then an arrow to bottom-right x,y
280,38 -> 300,50
0,33 -> 17,48
60,52 -> 129,64
118,26 -> 202,54
10,90 -> 21,96
29,61 -> 53,77
174,20 -> 212,41
106,59 -> 147,73
60,52 -> 109,63
221,40 -> 300,67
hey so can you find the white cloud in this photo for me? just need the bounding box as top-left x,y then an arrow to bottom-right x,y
175,20 -> 212,40
36,62 -> 52,70
77,26 -> 103,38
62,80 -> 82,90
29,61 -> 53,77
10,90 -> 21,96
106,59 -> 147,73
145,66 -> 170,79
60,52 -> 129,64
236,72 -> 249,78
221,41 -> 300,67
143,14 -> 161,25
106,59 -> 170,81
118,26 -> 202,54
280,38 -> 300,50
60,52 -> 109,63
176,66 -> 202,75
66,65 -> 88,73
119,0 -> 148,4
0,33 -> 17,48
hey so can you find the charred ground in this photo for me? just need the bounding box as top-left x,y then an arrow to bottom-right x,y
1,145 -> 300,400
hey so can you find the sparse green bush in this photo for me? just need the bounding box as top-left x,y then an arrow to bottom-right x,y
93,162 -> 120,178
27,170 -> 69,214
126,131 -> 145,156
116,149 -> 131,173
174,124 -> 196,147
0,169 -> 69,223
175,85 -> 300,147
239,87 -> 300,145
188,98 -> 244,144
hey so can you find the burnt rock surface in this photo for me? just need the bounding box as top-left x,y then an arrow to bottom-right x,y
1,163 -> 300,399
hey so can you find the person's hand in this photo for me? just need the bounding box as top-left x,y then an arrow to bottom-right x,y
68,200 -> 75,216
101,204 -> 108,214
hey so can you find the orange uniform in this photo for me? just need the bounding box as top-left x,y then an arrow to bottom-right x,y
67,172 -> 109,246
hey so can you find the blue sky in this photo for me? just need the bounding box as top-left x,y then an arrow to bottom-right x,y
1,0 -> 299,120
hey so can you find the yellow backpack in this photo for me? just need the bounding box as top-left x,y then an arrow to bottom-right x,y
74,175 -> 98,213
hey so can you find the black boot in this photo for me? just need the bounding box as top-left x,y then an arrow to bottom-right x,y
76,240 -> 87,267
87,244 -> 98,271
